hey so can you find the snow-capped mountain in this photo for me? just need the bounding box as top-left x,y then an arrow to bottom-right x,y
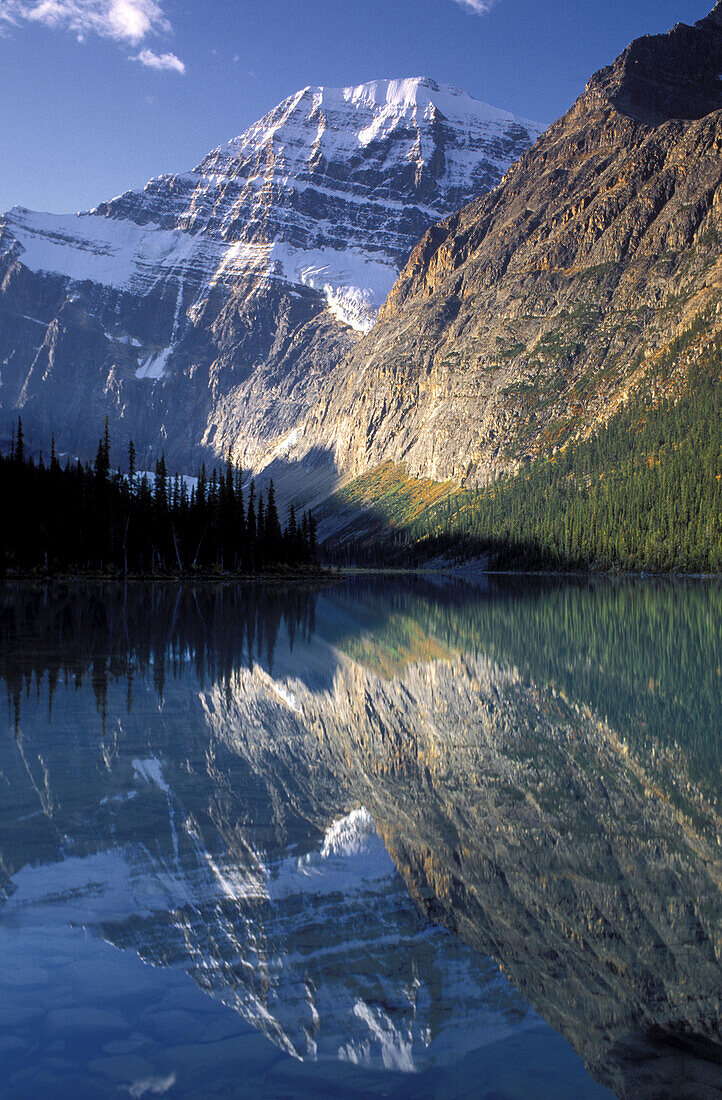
0,78 -> 540,471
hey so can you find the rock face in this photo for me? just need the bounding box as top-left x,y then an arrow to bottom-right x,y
281,4 -> 722,489
0,79 -> 539,473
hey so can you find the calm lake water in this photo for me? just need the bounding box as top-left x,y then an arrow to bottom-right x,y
0,577 -> 720,1099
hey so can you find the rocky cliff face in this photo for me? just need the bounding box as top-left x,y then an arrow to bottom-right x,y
0,79 -> 538,473
281,4 -> 722,489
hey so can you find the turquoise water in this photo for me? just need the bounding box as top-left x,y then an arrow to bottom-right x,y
1,578 -> 720,1098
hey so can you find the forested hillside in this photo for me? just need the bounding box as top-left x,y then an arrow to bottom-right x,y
330,335 -> 722,572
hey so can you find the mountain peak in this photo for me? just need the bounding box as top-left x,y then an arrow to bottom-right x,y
587,4 -> 722,123
702,0 -> 722,28
0,70 -> 541,471
214,77 -> 540,161
325,77 -> 528,124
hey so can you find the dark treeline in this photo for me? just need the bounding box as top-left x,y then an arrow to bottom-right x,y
332,344 -> 722,573
1,581 -> 321,730
1,420 -> 318,575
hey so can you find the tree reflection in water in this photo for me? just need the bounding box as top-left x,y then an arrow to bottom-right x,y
1,577 -> 720,1098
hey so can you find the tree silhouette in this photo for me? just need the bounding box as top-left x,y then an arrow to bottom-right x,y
1,422 -> 320,576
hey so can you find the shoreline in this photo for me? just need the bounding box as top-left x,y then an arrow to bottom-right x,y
335,564 -> 722,580
2,565 -> 721,586
0,567 -> 335,587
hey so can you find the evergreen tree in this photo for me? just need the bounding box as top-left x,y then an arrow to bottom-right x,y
14,417 -> 24,464
286,503 -> 298,563
265,480 -> 282,560
308,510 -> 318,561
0,420 -> 320,576
246,480 -> 257,552
257,492 -> 266,557
128,439 -> 136,486
155,454 -> 168,510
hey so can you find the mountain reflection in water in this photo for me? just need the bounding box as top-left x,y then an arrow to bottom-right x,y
0,578 -> 720,1099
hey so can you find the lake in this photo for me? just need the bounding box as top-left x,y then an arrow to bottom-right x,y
0,577 -> 720,1098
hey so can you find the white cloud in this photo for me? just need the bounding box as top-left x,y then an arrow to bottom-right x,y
133,46 -> 185,73
452,0 -> 496,13
0,0 -> 185,68
0,0 -> 169,42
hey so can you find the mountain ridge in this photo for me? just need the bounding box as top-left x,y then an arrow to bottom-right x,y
277,3 -> 722,501
0,77 -> 540,475
586,1 -> 722,124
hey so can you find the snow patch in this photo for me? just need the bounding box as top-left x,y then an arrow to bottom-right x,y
201,850 -> 268,901
340,999 -> 415,1072
135,347 -> 172,380
270,683 -> 302,714
324,284 -> 378,334
321,807 -> 379,860
124,1074 -> 176,1098
132,471 -> 198,493
132,757 -> 179,863
5,207 -> 198,292
100,790 -> 138,806
271,808 -> 395,901
132,758 -> 170,793
271,242 -> 397,332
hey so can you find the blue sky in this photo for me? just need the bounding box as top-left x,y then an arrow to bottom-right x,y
0,0 -> 713,214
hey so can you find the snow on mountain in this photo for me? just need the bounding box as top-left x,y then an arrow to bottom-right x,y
3,77 -> 540,336
0,77 -> 540,475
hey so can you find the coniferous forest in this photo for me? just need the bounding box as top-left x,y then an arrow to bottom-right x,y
0,420 -> 319,576
4,340 -> 722,577
412,356 -> 722,573
329,344 -> 722,573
